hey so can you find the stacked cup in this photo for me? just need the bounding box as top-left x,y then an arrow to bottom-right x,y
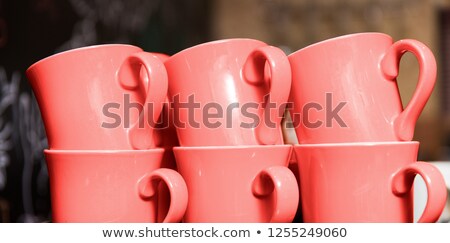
26,45 -> 188,222
26,33 -> 447,223
165,39 -> 299,222
288,33 -> 447,222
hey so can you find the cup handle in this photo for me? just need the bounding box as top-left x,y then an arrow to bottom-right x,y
380,39 -> 437,141
118,52 -> 168,149
252,166 -> 299,223
391,162 -> 447,223
243,46 -> 291,145
137,168 -> 188,223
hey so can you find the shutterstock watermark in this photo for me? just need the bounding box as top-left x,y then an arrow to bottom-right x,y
288,93 -> 347,129
101,93 -> 348,129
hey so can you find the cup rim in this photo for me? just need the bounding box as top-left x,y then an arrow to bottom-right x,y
26,44 -> 142,73
288,32 -> 392,57
293,141 -> 419,147
44,148 -> 165,155
166,38 -> 267,64
173,144 -> 292,151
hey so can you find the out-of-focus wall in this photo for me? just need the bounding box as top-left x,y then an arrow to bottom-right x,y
210,0 -> 447,160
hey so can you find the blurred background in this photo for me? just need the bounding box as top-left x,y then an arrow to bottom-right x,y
0,0 -> 449,222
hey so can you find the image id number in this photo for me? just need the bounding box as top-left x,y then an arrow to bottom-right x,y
267,227 -> 347,238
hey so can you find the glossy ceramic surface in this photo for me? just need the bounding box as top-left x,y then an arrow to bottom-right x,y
173,145 -> 298,222
27,44 -> 168,150
149,52 -> 179,163
45,149 -> 188,223
288,33 -> 436,143
165,39 -> 291,146
294,142 -> 447,222
148,52 -> 179,218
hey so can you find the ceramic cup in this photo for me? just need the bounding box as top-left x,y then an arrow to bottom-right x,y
173,145 -> 298,222
294,141 -> 447,222
27,44 -> 168,150
45,149 -> 188,222
165,38 -> 291,146
288,33 -> 436,144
